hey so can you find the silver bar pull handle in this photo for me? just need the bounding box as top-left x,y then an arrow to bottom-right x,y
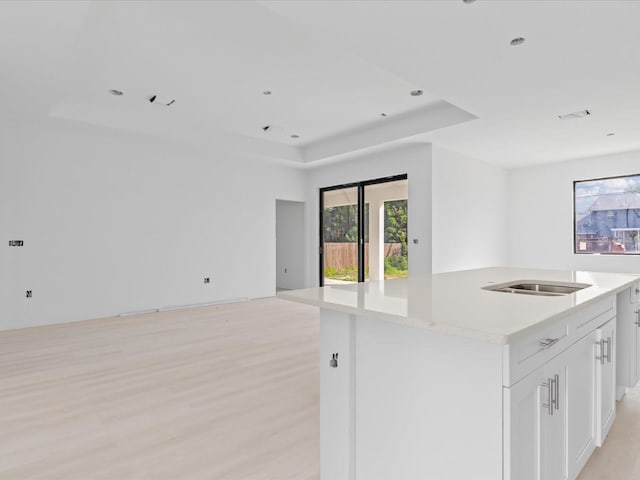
538,337 -> 560,349
635,310 -> 640,327
596,339 -> 605,365
604,338 -> 612,363
553,374 -> 560,411
541,379 -> 553,416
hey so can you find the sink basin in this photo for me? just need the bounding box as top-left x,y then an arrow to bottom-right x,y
483,281 -> 591,297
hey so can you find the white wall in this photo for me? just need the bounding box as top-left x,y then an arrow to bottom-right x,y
508,149 -> 640,274
431,146 -> 508,273
0,119 -> 306,330
276,200 -> 306,290
305,144 -> 432,286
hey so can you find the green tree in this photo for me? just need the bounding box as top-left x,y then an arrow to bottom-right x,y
384,200 -> 408,255
323,205 -> 358,242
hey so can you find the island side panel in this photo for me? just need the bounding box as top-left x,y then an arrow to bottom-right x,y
354,314 -> 504,480
320,308 -> 356,480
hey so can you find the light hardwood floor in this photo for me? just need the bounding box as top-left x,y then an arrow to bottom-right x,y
0,298 -> 319,480
1,297 -> 638,479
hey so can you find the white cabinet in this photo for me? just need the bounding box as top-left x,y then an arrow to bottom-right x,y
504,365 -> 546,480
617,283 -> 640,397
506,303 -> 618,480
566,330 -> 597,478
504,354 -> 567,480
595,318 -> 616,446
316,287 -> 628,480
542,352 -> 568,480
565,317 -> 617,479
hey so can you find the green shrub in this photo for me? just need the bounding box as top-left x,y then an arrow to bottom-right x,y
385,255 -> 408,271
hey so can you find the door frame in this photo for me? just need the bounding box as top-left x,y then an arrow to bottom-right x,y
319,174 -> 408,286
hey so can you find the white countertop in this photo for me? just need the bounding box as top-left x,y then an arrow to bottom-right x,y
277,267 -> 639,344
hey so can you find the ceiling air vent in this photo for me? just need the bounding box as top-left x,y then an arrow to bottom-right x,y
558,109 -> 591,120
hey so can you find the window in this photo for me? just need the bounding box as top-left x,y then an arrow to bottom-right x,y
574,174 -> 640,255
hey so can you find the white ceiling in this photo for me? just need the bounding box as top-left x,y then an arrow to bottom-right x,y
2,0 -> 640,168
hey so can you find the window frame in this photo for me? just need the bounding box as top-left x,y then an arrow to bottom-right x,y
319,174 -> 408,286
573,172 -> 640,256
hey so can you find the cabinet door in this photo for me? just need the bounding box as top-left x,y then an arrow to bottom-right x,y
566,331 -> 598,479
505,356 -> 568,480
503,365 -> 547,480
631,307 -> 640,387
615,288 -> 640,392
596,318 -> 616,446
631,283 -> 640,386
543,353 -> 568,480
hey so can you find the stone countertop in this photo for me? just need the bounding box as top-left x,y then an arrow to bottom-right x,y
277,267 -> 639,344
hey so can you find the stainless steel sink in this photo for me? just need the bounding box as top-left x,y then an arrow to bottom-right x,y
483,281 -> 591,297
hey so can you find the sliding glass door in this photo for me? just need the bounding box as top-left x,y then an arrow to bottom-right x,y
320,186 -> 359,285
319,175 -> 408,286
364,178 -> 408,281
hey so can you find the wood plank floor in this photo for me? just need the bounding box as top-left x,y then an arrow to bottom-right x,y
1,296 -> 638,479
0,298 -> 319,480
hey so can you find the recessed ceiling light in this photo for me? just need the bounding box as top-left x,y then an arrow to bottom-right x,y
510,37 -> 526,46
263,90 -> 272,95
109,89 -> 123,96
291,134 -> 300,139
410,90 -> 423,97
558,109 -> 591,120
606,133 -> 615,136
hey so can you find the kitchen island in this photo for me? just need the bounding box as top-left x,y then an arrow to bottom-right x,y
278,267 -> 640,480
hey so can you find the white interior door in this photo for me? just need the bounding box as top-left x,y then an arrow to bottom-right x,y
275,199 -> 305,290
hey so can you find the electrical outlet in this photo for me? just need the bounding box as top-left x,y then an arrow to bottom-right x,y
25,290 -> 32,298
204,277 -> 210,284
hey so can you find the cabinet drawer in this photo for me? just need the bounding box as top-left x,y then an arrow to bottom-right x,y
573,296 -> 616,334
504,319 -> 570,386
503,296 -> 616,386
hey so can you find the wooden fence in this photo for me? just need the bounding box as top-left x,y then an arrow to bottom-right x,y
324,242 -> 402,270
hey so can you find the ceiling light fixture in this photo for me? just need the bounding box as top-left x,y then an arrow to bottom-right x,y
148,95 -> 175,106
558,109 -> 591,120
262,124 -> 284,134
410,90 -> 423,97
291,134 -> 300,139
606,133 -> 615,136
462,0 -> 477,3
380,113 -> 388,117
263,90 -> 272,95
109,89 -> 123,96
510,37 -> 526,46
